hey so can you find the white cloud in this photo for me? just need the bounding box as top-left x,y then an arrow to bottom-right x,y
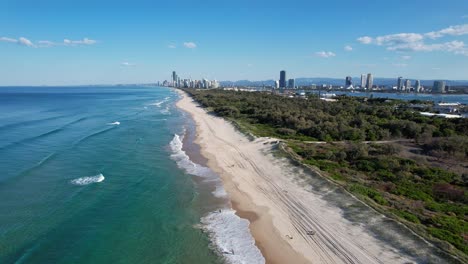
344,45 -> 353,51
357,36 -> 373,44
37,40 -> 56,47
168,44 -> 176,48
392,63 -> 408,67
425,24 -> 468,39
401,55 -> 411,60
375,33 -> 424,45
18,37 -> 35,47
358,33 -> 424,46
357,24 -> 468,56
1,36 -> 97,48
1,36 -> 37,47
315,51 -> 336,58
121,62 -> 136,66
64,38 -> 97,46
0,37 -> 18,43
387,40 -> 467,55
183,42 -> 197,49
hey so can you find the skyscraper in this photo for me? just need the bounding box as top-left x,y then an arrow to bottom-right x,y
366,73 -> 373,89
361,74 -> 367,88
415,80 -> 421,92
433,81 -> 446,93
345,76 -> 352,88
172,71 -> 178,87
288,79 -> 295,89
405,79 -> 411,91
397,77 -> 403,91
279,70 -> 286,88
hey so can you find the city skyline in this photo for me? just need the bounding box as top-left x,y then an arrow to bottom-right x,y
1,0 -> 468,85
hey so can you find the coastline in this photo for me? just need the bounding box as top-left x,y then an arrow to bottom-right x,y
175,89 -> 309,264
174,89 -> 452,264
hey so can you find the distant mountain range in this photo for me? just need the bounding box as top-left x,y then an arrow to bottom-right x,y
220,78 -> 468,87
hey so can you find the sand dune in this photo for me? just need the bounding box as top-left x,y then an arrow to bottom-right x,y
176,89 -> 452,264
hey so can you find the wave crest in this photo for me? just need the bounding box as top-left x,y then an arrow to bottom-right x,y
71,173 -> 105,185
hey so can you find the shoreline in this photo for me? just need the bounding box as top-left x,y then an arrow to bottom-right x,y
175,89 -> 308,263
174,88 -> 453,264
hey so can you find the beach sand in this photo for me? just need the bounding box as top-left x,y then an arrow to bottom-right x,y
175,89 -> 438,264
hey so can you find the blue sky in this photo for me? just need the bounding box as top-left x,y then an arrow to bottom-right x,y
1,0 -> 468,85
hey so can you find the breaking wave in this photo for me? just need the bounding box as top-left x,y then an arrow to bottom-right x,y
150,97 -> 171,107
71,173 -> 105,185
169,134 -> 216,181
169,133 -> 265,264
201,209 -> 264,264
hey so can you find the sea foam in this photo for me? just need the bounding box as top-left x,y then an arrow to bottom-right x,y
169,134 -> 216,181
201,210 -> 265,264
71,173 -> 105,186
108,121 -> 120,125
169,134 -> 265,264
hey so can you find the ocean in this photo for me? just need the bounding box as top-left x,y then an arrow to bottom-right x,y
0,86 -> 263,264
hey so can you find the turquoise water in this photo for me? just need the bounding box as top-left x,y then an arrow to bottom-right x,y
0,86 -> 230,263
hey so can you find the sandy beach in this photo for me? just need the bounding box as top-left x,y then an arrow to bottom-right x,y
176,89 -> 449,264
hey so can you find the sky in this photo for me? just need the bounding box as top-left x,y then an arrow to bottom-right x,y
1,0 -> 468,85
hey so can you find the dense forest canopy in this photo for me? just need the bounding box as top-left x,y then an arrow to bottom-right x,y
183,89 -> 468,257
186,89 -> 467,142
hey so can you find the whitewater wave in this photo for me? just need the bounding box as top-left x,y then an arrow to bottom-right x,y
71,173 -> 105,185
170,134 -> 219,182
108,121 -> 120,125
150,97 -> 169,107
169,133 -> 264,263
201,210 -> 265,264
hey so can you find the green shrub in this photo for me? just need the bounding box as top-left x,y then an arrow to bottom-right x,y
428,228 -> 468,254
391,209 -> 420,223
349,184 -> 388,205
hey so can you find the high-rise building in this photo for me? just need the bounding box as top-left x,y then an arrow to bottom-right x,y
203,79 -> 210,89
288,79 -> 295,89
366,73 -> 373,89
415,80 -> 421,92
397,77 -> 403,91
172,71 -> 177,86
433,80 -> 446,93
345,76 -> 352,88
279,70 -> 286,88
405,79 -> 411,91
360,74 -> 367,88
274,80 -> 279,89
